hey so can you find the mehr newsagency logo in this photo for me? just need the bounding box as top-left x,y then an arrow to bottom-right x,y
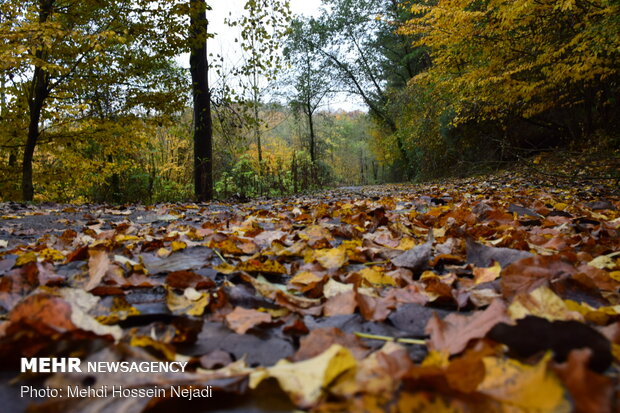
19,357 -> 213,400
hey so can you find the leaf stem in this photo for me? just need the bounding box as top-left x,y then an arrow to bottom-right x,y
363,260 -> 388,266
354,332 -> 426,345
213,249 -> 229,265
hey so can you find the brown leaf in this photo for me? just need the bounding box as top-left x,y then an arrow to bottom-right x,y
225,306 -> 272,334
86,249 -> 110,291
425,299 -> 510,355
501,255 -> 576,300
357,292 -> 394,322
294,327 -> 370,361
323,290 -> 357,317
166,270 -> 215,290
553,349 -> 614,413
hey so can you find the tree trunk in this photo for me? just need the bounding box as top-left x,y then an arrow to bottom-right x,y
307,107 -> 315,164
189,0 -> 213,202
22,0 -> 54,201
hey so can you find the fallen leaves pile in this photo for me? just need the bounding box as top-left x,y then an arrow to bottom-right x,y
1,170 -> 619,412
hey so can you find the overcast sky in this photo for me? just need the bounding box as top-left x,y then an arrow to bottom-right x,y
178,0 -> 365,111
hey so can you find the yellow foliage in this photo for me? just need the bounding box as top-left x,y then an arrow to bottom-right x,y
400,0 -> 620,122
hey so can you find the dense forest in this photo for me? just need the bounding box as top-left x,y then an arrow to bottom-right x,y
0,0 -> 618,203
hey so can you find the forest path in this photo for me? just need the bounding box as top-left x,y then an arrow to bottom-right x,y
0,168 -> 618,412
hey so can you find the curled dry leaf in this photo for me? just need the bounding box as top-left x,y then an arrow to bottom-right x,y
166,287 -> 209,316
86,249 -> 110,291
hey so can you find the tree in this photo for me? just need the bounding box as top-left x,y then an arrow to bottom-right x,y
295,0 -> 429,177
0,0 -> 188,201
232,0 -> 291,169
400,0 -> 620,137
285,18 -> 331,166
189,0 -> 213,202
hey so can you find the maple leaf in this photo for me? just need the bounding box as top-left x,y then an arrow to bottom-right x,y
426,299 -> 510,355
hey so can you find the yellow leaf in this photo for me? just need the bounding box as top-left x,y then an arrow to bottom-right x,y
473,261 -> 502,285
290,271 -> 324,286
396,237 -> 416,250
39,248 -> 65,262
588,252 -> 620,270
156,247 -> 171,258
16,251 -> 38,266
313,246 -> 348,270
166,287 -> 209,316
554,202 -> 568,211
358,267 -> 397,286
478,354 -> 570,412
565,300 -> 620,325
214,262 -> 236,274
130,335 -> 176,361
249,344 -> 356,408
421,350 -> 450,368
323,278 -> 354,298
114,234 -> 140,242
171,241 -> 187,252
508,286 -> 582,322
237,258 -> 287,274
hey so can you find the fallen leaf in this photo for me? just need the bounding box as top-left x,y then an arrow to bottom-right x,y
553,348 -> 614,413
473,261 -> 502,285
294,327 -> 370,361
313,246 -> 348,270
487,316 -> 612,373
391,232 -> 433,270
426,299 -> 510,355
323,277 -> 354,298
477,353 -> 570,412
508,286 -> 583,322
323,291 -> 357,317
225,306 -> 272,334
249,344 -> 356,408
501,255 -> 576,301
466,239 -> 533,268
166,287 -> 209,316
